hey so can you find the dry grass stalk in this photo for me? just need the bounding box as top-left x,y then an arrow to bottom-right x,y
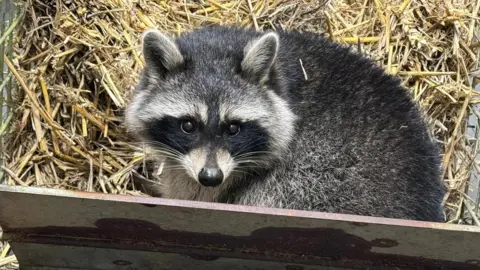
0,241 -> 17,268
1,0 -> 480,226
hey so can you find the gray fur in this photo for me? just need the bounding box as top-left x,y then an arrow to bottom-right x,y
241,32 -> 280,84
125,25 -> 446,222
142,30 -> 184,76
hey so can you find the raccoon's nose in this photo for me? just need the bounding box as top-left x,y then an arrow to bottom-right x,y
198,167 -> 224,187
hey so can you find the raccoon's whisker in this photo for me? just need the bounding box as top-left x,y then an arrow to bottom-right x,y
233,161 -> 267,166
160,167 -> 190,172
231,168 -> 262,175
147,151 -> 183,161
144,146 -> 184,158
235,165 -> 270,172
232,136 -> 268,156
147,146 -> 182,155
147,154 -> 185,164
233,151 -> 273,159
167,139 -> 188,154
151,157 -> 185,165
235,166 -> 264,178
140,152 -> 184,163
235,160 -> 269,167
235,156 -> 267,162
230,136 -> 266,156
235,165 -> 268,171
155,165 -> 185,170
147,149 -> 183,158
231,170 -> 257,178
234,156 -> 270,163
133,140 -> 185,156
146,147 -> 179,154
147,149 -> 183,159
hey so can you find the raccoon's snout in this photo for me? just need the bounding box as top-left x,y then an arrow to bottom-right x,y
198,167 -> 224,187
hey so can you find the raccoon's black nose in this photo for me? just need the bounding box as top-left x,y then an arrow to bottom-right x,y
198,167 -> 224,187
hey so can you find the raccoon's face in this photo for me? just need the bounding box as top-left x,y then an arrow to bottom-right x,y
125,28 -> 297,188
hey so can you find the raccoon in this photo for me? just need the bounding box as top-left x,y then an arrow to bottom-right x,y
125,25 -> 446,222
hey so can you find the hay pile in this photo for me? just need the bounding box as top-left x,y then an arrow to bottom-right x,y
3,0 -> 480,219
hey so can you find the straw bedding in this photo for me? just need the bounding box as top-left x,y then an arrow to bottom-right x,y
1,0 -> 480,267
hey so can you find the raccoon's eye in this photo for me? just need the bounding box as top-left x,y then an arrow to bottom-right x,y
181,120 -> 196,134
226,123 -> 240,136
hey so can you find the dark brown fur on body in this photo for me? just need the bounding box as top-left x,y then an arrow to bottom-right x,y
125,25 -> 446,222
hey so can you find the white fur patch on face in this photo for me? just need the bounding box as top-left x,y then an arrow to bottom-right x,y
198,103 -> 209,124
219,102 -> 269,122
216,148 -> 235,180
265,90 -> 297,154
182,147 -> 207,182
137,95 -> 209,125
125,90 -> 149,133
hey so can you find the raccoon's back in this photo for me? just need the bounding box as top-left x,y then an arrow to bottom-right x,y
233,30 -> 445,222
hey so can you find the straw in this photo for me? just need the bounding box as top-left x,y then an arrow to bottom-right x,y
1,0 -> 20,268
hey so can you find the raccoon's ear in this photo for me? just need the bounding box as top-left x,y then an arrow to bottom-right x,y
141,29 -> 184,77
241,32 -> 279,85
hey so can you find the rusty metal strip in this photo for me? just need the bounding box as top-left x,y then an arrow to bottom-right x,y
1,184 -> 480,270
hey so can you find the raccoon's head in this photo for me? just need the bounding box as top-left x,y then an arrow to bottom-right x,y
125,27 -> 297,188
